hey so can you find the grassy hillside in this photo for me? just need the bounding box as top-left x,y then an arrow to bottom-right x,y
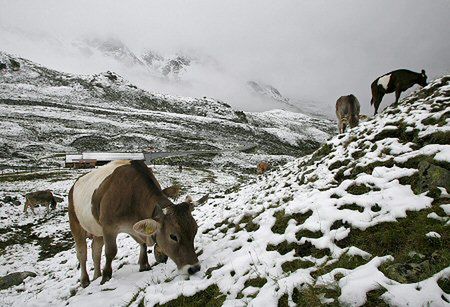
0,76 -> 448,306
150,76 -> 449,306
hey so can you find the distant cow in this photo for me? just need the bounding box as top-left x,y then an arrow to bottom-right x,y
336,94 -> 361,133
23,190 -> 58,215
370,69 -> 428,115
68,160 -> 208,287
257,161 -> 269,174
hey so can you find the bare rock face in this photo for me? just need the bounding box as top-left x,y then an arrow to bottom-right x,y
0,271 -> 37,290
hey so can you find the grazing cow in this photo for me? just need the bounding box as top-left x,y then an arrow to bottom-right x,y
68,160 -> 207,287
23,190 -> 58,215
257,161 -> 269,174
335,94 -> 361,133
370,69 -> 428,115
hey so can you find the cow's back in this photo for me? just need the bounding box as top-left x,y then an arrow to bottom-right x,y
336,95 -> 359,117
26,190 -> 52,202
72,160 -> 131,236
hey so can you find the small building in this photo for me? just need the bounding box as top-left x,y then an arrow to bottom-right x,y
65,152 -> 145,168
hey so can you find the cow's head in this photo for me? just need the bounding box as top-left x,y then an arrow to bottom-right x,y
418,69 -> 428,87
133,194 -> 208,275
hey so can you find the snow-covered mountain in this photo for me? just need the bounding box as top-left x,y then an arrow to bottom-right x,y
0,64 -> 448,306
0,52 -> 334,172
1,32 -> 327,115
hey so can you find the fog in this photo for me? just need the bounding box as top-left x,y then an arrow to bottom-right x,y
1,0 -> 449,117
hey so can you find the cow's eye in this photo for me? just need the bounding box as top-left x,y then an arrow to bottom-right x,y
170,234 -> 178,242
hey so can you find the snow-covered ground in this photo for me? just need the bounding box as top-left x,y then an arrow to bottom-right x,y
0,51 -> 334,174
1,72 -> 449,306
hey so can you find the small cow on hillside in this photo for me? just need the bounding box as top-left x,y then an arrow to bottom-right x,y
23,190 -> 58,215
257,161 -> 270,175
336,94 -> 360,134
68,160 -> 208,287
370,69 -> 427,115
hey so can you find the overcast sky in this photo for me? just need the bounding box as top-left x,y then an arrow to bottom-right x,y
1,0 -> 449,116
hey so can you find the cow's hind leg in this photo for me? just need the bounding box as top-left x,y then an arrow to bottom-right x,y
101,230 -> 118,285
130,234 -> 151,272
92,236 -> 104,280
69,215 -> 90,287
68,187 -> 90,288
374,93 -> 384,115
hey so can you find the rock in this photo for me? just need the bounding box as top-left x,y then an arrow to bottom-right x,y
9,59 -> 20,71
0,62 -> 6,70
0,271 -> 37,290
3,196 -> 13,203
417,161 -> 450,195
408,251 -> 425,262
2,195 -> 19,204
384,263 -> 423,283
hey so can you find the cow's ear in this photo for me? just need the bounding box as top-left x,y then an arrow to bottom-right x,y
185,194 -> 209,211
185,195 -> 195,211
133,219 -> 160,236
421,69 -> 426,75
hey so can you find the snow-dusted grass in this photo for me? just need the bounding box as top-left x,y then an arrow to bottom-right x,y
0,62 -> 449,306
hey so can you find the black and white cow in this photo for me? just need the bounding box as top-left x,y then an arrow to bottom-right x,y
370,69 -> 427,115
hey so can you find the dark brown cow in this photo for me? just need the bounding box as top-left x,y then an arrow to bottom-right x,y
68,160 -> 207,287
370,69 -> 427,115
23,190 -> 58,214
336,94 -> 361,133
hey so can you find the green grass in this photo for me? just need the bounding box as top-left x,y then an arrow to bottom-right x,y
328,159 -> 351,171
346,184 -> 372,195
336,204 -> 449,284
339,203 -> 364,213
0,171 -> 69,183
267,240 -> 330,258
244,277 -> 267,288
271,210 -> 313,234
205,263 -> 224,278
157,285 -> 225,307
281,259 -> 314,273
311,252 -> 368,279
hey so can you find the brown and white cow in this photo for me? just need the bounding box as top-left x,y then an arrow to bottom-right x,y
68,160 -> 207,287
257,161 -> 270,175
370,69 -> 428,115
23,190 -> 58,214
336,94 -> 361,134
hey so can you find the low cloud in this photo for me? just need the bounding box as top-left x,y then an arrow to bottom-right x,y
1,0 -> 449,116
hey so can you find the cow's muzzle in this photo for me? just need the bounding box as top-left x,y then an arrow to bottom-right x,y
188,264 -> 201,275
181,263 -> 201,275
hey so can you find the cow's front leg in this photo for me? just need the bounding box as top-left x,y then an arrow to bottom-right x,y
101,231 -> 118,285
394,88 -> 401,104
129,234 -> 151,271
138,243 -> 151,272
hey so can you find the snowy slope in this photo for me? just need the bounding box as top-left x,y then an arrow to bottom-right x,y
0,73 -> 448,306
0,51 -> 334,171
